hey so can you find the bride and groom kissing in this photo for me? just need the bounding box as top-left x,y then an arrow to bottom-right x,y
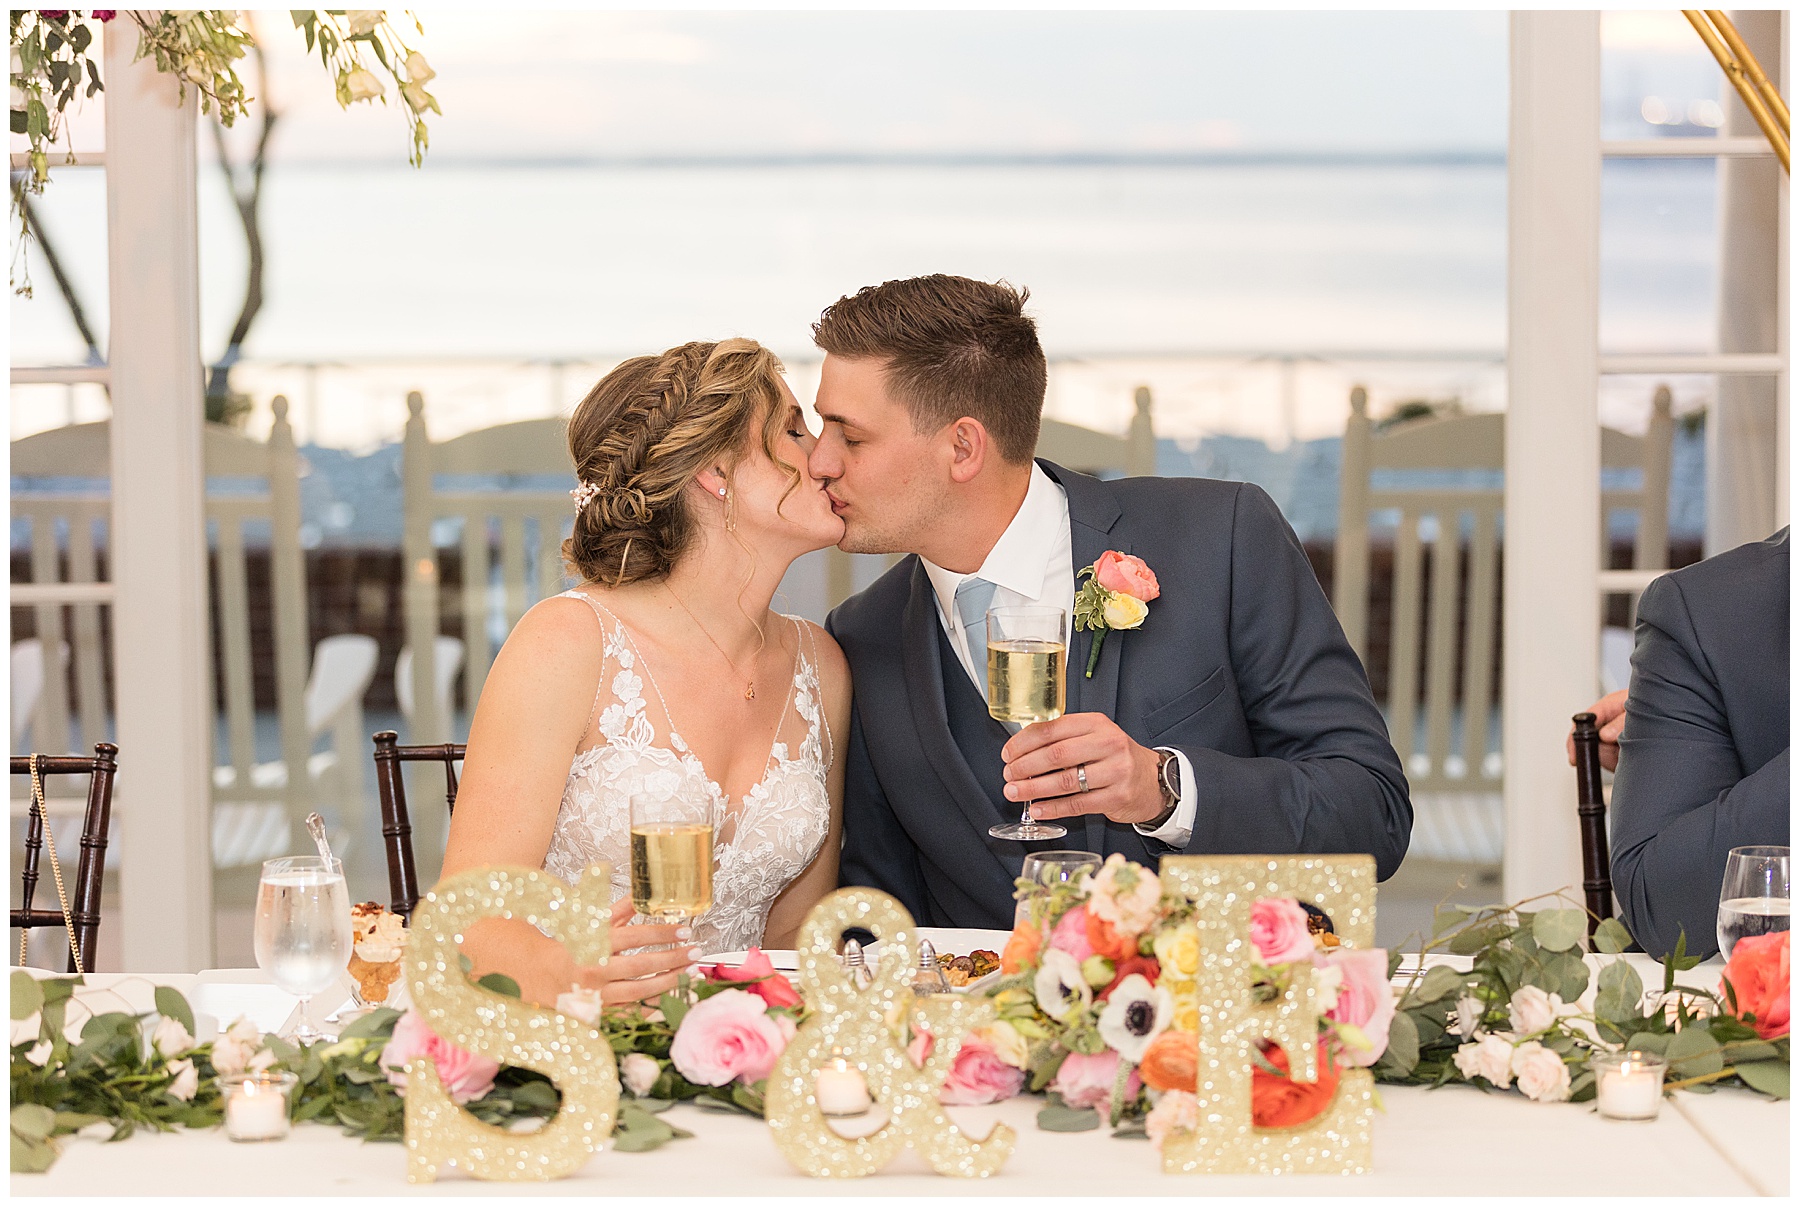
434,273 -> 1414,1009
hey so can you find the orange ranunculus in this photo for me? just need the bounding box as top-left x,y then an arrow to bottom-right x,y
1001,920 -> 1042,975
1086,911 -> 1140,963
1251,1041 -> 1339,1130
1139,1029 -> 1198,1093
1721,930 -> 1791,1040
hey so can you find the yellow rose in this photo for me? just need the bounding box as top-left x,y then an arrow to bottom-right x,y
1101,592 -> 1149,630
977,1020 -> 1031,1070
1153,927 -> 1201,978
1168,988 -> 1200,1033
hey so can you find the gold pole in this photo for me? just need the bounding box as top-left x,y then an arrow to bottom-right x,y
1705,9 -> 1789,133
1683,9 -> 1790,172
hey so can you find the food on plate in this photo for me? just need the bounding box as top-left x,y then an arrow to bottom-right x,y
936,949 -> 1000,987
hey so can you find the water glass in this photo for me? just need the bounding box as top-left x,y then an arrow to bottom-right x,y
629,791 -> 715,925
253,856 -> 352,1044
1016,850 -> 1103,924
1717,845 -> 1790,959
985,605 -> 1069,841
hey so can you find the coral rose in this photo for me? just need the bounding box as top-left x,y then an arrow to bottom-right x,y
380,1010 -> 501,1104
1721,931 -> 1791,1040
1251,1041 -> 1339,1129
1099,954 -> 1161,1001
669,988 -> 789,1086
1086,911 -> 1140,964
1250,897 -> 1315,966
705,947 -> 802,1009
1095,551 -> 1161,602
1138,1029 -> 1198,1093
1001,919 -> 1042,974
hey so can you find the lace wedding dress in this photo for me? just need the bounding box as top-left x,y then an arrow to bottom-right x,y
543,590 -> 833,952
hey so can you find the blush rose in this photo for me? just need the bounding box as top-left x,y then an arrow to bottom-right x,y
705,947 -> 803,1009
1095,551 -> 1161,601
380,1010 -> 501,1104
1250,897 -> 1315,965
669,988 -> 789,1086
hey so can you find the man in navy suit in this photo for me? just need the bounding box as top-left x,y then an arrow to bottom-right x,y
807,274 -> 1411,928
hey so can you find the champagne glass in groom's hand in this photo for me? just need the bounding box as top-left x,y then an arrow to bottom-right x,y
985,606 -> 1068,841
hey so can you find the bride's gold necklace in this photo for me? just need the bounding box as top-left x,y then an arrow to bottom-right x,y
664,584 -> 757,702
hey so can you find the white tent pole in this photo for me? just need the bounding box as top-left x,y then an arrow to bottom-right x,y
1503,12 -> 1601,907
105,21 -> 215,970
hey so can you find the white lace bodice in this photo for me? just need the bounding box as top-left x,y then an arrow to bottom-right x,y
543,590 -> 832,952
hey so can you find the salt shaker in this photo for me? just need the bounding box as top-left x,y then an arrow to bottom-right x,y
912,939 -> 951,995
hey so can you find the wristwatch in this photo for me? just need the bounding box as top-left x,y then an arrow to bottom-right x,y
1149,748 -> 1182,829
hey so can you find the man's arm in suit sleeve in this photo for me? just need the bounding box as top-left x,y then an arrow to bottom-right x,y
1609,575 -> 1790,959
1164,484 -> 1414,877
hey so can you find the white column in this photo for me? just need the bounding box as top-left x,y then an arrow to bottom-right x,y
1503,12 -> 1601,906
105,24 -> 215,970
1707,11 -> 1785,555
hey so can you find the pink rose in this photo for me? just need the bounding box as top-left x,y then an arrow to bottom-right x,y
1050,1048 -> 1140,1112
669,988 -> 789,1086
1048,904 -> 1097,962
1319,948 -> 1394,1067
1094,551 -> 1160,602
379,1010 -> 500,1105
704,947 -> 803,1009
940,1033 -> 1026,1105
1249,897 -> 1314,966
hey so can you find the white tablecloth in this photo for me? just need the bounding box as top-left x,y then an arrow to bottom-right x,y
12,957 -> 1788,1197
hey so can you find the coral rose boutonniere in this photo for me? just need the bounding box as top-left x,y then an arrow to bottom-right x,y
1074,551 -> 1160,678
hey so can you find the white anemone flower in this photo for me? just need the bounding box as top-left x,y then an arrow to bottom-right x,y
1096,974 -> 1173,1062
1033,948 -> 1093,1022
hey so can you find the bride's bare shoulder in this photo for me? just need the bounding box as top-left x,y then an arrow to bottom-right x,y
494,592 -> 610,669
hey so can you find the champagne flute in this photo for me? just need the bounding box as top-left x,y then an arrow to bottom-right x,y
986,605 -> 1069,841
1717,845 -> 1790,959
253,855 -> 352,1044
630,791 -> 715,927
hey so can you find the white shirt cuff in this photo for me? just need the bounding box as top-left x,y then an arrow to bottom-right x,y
1134,747 -> 1196,848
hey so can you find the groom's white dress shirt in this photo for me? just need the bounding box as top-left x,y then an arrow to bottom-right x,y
920,463 -> 1198,846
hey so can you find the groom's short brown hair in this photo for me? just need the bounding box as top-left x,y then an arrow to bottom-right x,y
811,274 -> 1046,464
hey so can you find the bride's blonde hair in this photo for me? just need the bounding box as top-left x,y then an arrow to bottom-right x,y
562,338 -> 796,586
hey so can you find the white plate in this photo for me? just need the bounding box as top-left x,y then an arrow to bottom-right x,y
701,928 -> 1012,992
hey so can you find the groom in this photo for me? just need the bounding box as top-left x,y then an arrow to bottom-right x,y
811,275 -> 1412,929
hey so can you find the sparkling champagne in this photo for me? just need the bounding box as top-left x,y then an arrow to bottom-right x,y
986,638 -> 1067,726
1717,896 -> 1791,958
630,822 -> 714,921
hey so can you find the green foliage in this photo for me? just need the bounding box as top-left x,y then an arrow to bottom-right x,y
1531,909 -> 1586,953
1036,1091 -> 1102,1132
1592,917 -> 1632,954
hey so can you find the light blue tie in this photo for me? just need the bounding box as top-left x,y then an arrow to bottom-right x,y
953,576 -> 998,671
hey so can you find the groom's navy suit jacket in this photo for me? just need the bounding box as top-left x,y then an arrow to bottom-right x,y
826,461 -> 1412,929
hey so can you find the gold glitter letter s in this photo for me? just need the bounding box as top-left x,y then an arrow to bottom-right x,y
403,864 -> 620,1183
1159,855 -> 1377,1176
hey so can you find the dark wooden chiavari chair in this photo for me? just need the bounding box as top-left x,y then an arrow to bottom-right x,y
12,743 -> 118,972
1570,711 -> 1614,937
371,731 -> 465,920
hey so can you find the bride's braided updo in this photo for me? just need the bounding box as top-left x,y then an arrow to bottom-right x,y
563,338 -> 793,586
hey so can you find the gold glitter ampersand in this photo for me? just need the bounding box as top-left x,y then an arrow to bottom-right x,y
402,864 -> 620,1183
764,888 -> 1015,1178
1159,855 -> 1377,1176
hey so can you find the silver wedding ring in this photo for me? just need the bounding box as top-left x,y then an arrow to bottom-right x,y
1076,763 -> 1090,793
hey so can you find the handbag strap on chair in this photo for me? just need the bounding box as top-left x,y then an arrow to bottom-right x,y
19,753 -> 83,974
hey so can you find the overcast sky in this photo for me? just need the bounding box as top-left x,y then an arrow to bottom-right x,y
233,10 -> 1512,161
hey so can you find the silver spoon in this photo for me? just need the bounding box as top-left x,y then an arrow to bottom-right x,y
305,812 -> 334,865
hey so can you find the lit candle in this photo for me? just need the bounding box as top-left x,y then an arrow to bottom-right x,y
225,1073 -> 296,1141
814,1053 -> 872,1117
1594,1052 -> 1667,1121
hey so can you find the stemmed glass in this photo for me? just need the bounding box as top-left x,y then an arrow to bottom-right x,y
1717,845 -> 1790,959
253,855 -> 352,1044
985,605 -> 1069,841
629,791 -> 716,927
1015,850 -> 1102,924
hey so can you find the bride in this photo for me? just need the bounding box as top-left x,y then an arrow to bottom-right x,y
440,338 -> 850,1006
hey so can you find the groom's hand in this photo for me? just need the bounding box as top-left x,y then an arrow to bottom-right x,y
1001,713 -> 1166,827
